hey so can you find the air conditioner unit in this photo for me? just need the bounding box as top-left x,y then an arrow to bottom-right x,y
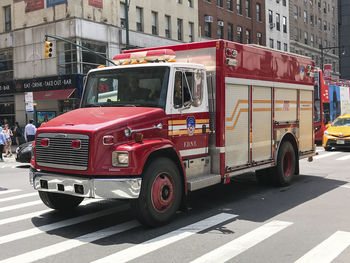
204,16 -> 214,23
269,23 -> 275,29
218,20 -> 224,27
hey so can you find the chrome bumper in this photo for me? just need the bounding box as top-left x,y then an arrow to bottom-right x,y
29,168 -> 142,199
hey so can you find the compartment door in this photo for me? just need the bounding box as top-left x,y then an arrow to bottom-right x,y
225,84 -> 249,167
299,90 -> 313,151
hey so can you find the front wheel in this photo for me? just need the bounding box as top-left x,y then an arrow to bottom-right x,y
131,157 -> 182,227
272,141 -> 296,186
38,191 -> 84,211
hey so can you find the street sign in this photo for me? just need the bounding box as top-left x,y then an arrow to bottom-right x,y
25,92 -> 34,113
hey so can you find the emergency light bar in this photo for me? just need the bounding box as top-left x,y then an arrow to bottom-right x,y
113,49 -> 176,65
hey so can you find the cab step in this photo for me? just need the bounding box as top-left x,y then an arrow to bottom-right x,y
187,174 -> 222,191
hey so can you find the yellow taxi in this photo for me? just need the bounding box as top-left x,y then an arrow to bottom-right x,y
323,114 -> 350,151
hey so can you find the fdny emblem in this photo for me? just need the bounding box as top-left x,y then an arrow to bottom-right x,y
187,117 -> 196,136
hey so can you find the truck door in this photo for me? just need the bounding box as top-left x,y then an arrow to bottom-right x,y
169,69 -> 210,159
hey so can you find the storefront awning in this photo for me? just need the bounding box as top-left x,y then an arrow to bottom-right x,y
33,89 -> 75,101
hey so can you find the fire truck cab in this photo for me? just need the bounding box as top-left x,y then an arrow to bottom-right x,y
30,40 -> 315,226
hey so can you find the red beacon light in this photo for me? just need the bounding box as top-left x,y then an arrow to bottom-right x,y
40,138 -> 50,147
113,49 -> 176,65
71,140 -> 81,149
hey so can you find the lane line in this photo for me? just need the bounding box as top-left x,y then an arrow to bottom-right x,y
335,155 -> 350,161
92,213 -> 238,263
0,204 -> 129,245
313,152 -> 339,160
190,220 -> 293,263
0,189 -> 22,195
0,193 -> 38,203
0,220 -> 140,263
295,231 -> 350,263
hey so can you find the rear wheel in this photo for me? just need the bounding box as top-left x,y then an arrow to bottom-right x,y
272,141 -> 296,186
38,191 -> 84,211
131,158 -> 182,227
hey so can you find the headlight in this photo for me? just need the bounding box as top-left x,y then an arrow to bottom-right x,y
324,130 -> 329,135
112,151 -> 129,166
31,145 -> 35,160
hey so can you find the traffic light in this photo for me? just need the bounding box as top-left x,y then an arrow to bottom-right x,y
44,41 -> 53,58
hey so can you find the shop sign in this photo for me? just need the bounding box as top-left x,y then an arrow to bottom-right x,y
47,0 -> 67,7
24,0 -> 44,13
89,0 -> 103,8
25,92 -> 34,113
0,82 -> 15,95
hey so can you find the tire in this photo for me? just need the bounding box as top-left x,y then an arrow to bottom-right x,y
324,146 -> 332,151
130,157 -> 182,227
272,141 -> 296,186
38,191 -> 84,211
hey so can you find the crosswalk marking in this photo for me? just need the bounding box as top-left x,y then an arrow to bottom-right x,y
0,220 -> 140,263
190,220 -> 292,263
295,231 -> 350,263
0,192 -> 37,203
0,189 -> 22,195
0,200 -> 42,213
313,152 -> 339,160
0,209 -> 52,226
0,204 -> 129,245
335,155 -> 350,161
92,213 -> 238,263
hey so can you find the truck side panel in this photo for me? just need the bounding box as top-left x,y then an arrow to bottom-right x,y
299,90 -> 313,152
274,88 -> 298,123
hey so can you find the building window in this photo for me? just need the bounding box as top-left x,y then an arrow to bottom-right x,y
188,0 -> 193,7
293,5 -> 298,20
245,0 -> 250,17
204,17 -> 211,37
269,38 -> 274,49
136,7 -> 143,32
283,43 -> 288,51
276,13 -> 280,31
217,0 -> 223,7
188,22 -> 194,42
282,0 -> 286,6
323,21 -> 327,30
246,29 -> 251,44
277,41 -> 281,50
256,3 -> 261,22
0,49 -> 13,81
151,11 -> 158,35
237,0 -> 242,15
310,15 -> 314,25
304,32 -> 308,44
165,15 -> 171,38
227,0 -> 233,11
294,28 -> 298,41
217,21 -> 224,39
120,2 -> 126,28
304,10 -> 308,23
268,10 -> 273,24
4,6 -> 11,32
177,18 -> 183,41
228,23 -> 233,41
257,32 -> 262,45
57,39 -> 107,75
311,34 -> 314,47
177,0 -> 182,3
282,16 -> 287,33
237,26 -> 242,43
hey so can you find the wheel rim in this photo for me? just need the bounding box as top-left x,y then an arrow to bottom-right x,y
283,151 -> 293,178
151,172 -> 175,213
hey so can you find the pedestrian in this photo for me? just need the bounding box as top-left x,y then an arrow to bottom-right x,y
0,127 -> 5,162
2,123 -> 13,157
24,119 -> 37,142
13,122 -> 22,146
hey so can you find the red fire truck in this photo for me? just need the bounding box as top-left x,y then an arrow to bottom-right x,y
30,40 -> 315,226
314,69 -> 350,142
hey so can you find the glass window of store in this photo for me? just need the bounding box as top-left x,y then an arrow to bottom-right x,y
0,96 -> 15,126
0,49 -> 13,82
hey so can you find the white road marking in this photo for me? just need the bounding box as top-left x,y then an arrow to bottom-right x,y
92,213 -> 238,263
0,220 -> 140,263
340,184 -> 350,189
0,192 -> 37,203
295,231 -> 350,263
335,155 -> 350,161
190,220 -> 293,263
313,152 -> 339,160
0,189 -> 22,195
0,200 -> 42,213
0,204 -> 129,245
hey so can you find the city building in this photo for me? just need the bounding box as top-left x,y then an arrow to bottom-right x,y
0,0 -> 198,127
265,0 -> 290,52
198,0 -> 266,46
289,0 -> 339,76
339,0 -> 350,79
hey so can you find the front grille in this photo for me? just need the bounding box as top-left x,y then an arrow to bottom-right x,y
327,139 -> 350,146
36,133 -> 89,170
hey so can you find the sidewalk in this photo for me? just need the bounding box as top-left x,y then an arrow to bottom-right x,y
1,145 -> 18,162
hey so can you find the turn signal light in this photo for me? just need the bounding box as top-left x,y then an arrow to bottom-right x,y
103,135 -> 114,145
41,138 -> 50,147
134,133 -> 143,143
71,140 -> 81,149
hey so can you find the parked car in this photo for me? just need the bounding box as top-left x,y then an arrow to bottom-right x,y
15,141 -> 33,163
322,114 -> 350,151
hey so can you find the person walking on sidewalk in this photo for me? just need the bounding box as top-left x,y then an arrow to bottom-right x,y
0,127 -> 5,162
2,123 -> 13,157
24,119 -> 37,142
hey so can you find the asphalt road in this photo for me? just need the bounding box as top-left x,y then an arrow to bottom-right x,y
0,147 -> 350,263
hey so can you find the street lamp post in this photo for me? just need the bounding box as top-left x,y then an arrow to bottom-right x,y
320,45 -> 344,73
124,0 -> 130,50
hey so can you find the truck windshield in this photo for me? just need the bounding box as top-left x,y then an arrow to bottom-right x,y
81,66 -> 170,109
